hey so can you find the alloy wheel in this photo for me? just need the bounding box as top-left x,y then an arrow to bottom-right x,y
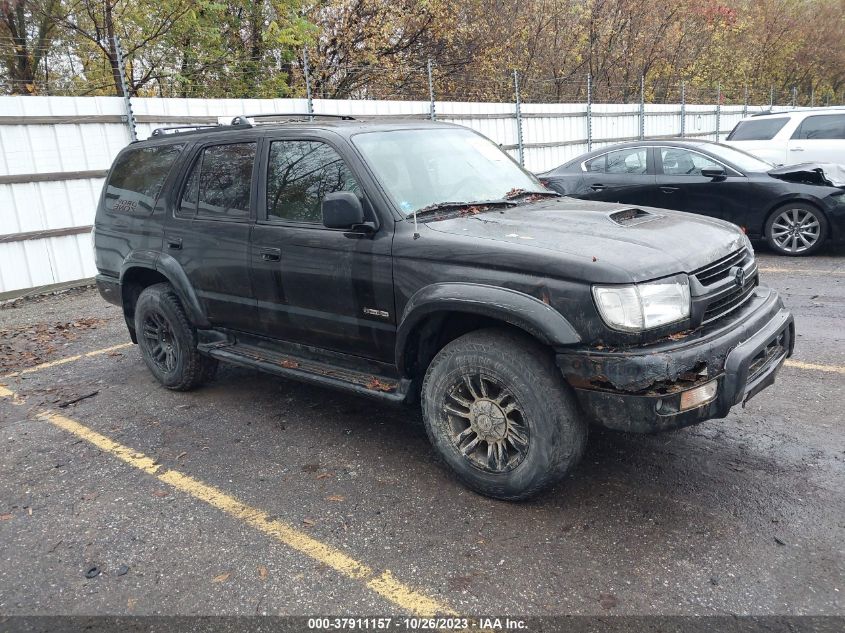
442,373 -> 530,473
771,208 -> 821,254
141,310 -> 180,373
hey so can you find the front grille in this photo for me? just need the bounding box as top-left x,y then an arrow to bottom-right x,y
701,276 -> 759,324
693,248 -> 752,285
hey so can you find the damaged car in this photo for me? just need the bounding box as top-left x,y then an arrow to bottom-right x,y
94,116 -> 794,500
539,139 -> 845,255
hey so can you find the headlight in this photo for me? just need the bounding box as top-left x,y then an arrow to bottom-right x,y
593,275 -> 690,331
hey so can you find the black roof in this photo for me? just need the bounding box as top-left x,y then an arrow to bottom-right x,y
140,115 -> 457,145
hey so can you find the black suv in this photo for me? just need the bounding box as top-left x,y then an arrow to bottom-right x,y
94,114 -> 794,500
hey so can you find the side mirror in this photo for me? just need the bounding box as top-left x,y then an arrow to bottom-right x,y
322,192 -> 365,229
701,167 -> 727,181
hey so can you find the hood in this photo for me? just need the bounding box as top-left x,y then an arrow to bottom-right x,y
768,163 -> 845,188
423,198 -> 746,283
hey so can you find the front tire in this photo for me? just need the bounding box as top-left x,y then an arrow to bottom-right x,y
134,283 -> 218,391
765,202 -> 828,256
421,328 -> 587,501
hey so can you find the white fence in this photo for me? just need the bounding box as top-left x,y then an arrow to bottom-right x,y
0,95 -> 787,295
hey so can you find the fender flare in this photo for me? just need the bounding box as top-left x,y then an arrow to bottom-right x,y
119,251 -> 210,328
395,282 -> 581,369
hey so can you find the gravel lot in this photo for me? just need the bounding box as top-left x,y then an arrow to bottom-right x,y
0,250 -> 842,621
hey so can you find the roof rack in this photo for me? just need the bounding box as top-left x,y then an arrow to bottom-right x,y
230,113 -> 356,126
150,124 -> 221,136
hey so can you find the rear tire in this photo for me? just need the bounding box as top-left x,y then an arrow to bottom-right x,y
421,328 -> 587,501
765,202 -> 828,256
134,283 -> 218,391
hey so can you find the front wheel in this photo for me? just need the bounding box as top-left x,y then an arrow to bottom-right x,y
765,203 -> 828,256
421,328 -> 587,501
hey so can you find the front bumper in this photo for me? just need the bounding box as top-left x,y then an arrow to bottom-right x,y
557,287 -> 794,433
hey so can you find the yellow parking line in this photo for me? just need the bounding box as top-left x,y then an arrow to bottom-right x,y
0,389 -> 452,616
1,343 -> 133,379
784,359 -> 845,375
759,267 -> 845,275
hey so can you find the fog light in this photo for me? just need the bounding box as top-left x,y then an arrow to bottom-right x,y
679,379 -> 718,411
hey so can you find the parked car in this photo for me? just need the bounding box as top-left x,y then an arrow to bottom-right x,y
538,139 -> 845,255
94,115 -> 793,500
723,108 -> 845,165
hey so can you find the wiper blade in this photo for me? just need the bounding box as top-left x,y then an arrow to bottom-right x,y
414,199 -> 517,217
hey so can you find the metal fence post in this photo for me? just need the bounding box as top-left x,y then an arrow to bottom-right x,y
513,69 -> 524,166
680,81 -> 686,138
427,59 -> 436,121
715,82 -> 721,141
810,85 -> 814,108
770,85 -> 774,109
639,74 -> 645,140
303,48 -> 314,120
791,86 -> 797,108
743,84 -> 748,119
586,73 -> 592,152
112,35 -> 137,142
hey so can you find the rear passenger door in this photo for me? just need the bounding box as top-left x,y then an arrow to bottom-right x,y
249,135 -> 395,362
788,114 -> 845,164
166,140 -> 258,332
579,147 -> 657,207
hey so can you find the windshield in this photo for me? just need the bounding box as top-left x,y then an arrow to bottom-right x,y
707,143 -> 772,172
352,128 -> 545,214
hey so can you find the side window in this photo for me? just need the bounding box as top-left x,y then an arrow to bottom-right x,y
584,155 -> 605,172
266,140 -> 360,223
792,115 -> 845,140
105,144 -> 184,213
660,148 -> 722,176
727,118 -> 788,141
179,142 -> 256,220
605,148 -> 648,174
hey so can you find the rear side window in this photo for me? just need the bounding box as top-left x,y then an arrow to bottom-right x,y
266,140 -> 359,223
179,143 -> 256,220
105,144 -> 184,213
791,115 -> 845,140
584,147 -> 647,174
726,118 -> 788,141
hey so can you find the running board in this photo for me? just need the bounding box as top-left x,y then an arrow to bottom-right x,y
198,342 -> 411,404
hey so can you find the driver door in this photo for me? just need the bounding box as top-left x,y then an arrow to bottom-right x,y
579,146 -> 657,207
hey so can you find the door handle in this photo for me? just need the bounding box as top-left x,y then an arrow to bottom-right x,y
590,183 -> 606,191
660,186 -> 679,193
167,237 -> 182,250
790,147 -> 804,152
259,247 -> 281,262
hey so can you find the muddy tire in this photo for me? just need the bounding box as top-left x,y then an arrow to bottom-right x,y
765,202 -> 828,256
134,283 -> 218,391
421,328 -> 587,501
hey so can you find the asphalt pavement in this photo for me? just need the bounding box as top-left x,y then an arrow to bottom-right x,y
0,250 -> 842,623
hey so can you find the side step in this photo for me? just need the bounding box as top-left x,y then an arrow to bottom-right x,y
198,342 -> 411,404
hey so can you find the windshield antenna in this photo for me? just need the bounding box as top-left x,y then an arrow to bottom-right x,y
413,208 -> 420,239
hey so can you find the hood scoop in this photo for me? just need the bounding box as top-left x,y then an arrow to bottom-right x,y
609,207 -> 662,227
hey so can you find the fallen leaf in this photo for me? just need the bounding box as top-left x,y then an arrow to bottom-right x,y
302,518 -> 316,527
152,490 -> 169,498
326,495 -> 345,502
176,451 -> 187,460
316,473 -> 331,480
27,507 -> 32,516
258,565 -> 269,580
127,597 -> 137,610
0,513 -> 12,521
213,572 -> 230,583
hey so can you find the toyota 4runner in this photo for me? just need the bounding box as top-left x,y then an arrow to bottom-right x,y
94,114 -> 794,500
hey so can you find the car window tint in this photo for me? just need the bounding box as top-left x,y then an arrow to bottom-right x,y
105,144 -> 184,213
660,148 -> 721,176
267,140 -> 360,223
188,143 -> 256,219
584,155 -> 605,172
727,118 -> 788,141
793,115 -> 845,140
605,148 -> 647,174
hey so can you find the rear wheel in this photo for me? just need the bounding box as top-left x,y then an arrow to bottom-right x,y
134,283 -> 218,391
421,328 -> 587,501
765,203 -> 828,256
